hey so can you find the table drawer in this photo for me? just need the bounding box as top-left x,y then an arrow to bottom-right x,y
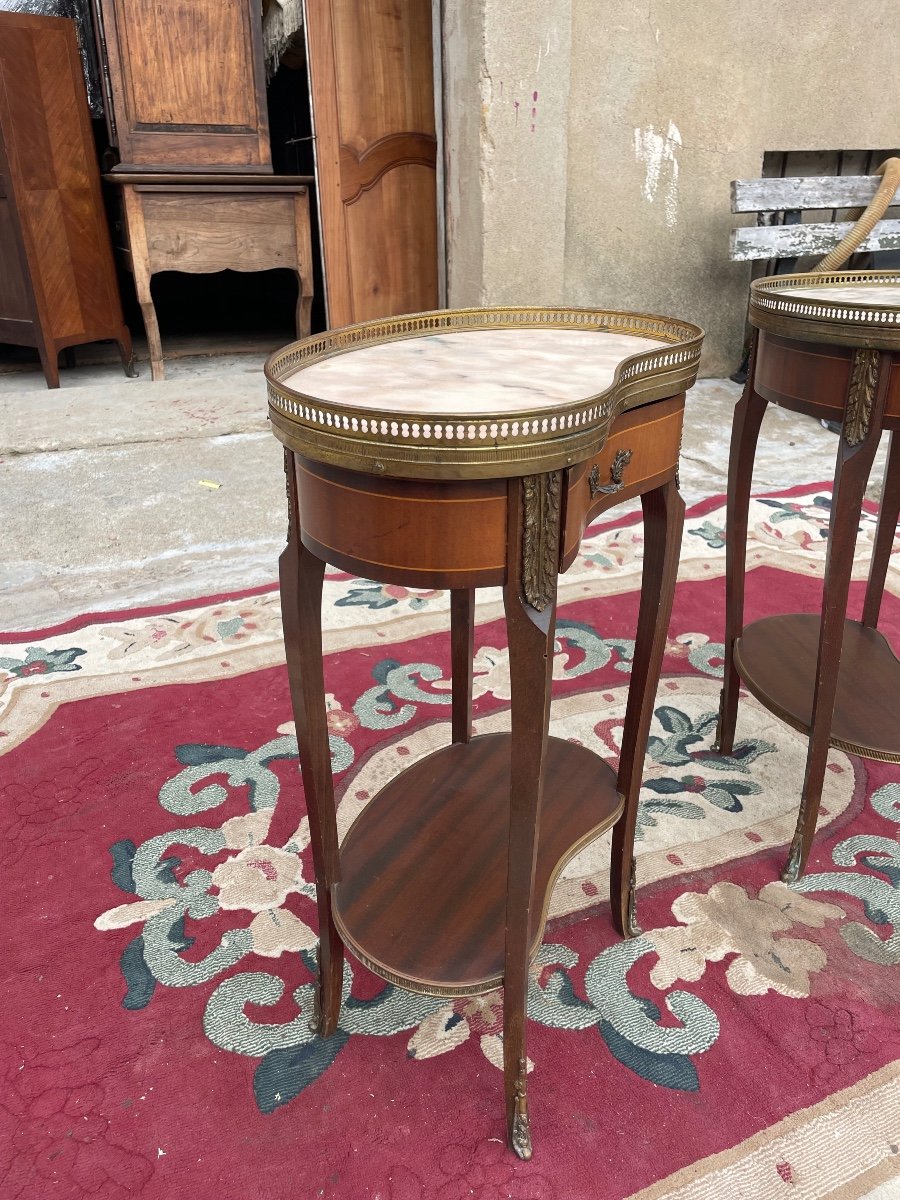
560,393 -> 684,570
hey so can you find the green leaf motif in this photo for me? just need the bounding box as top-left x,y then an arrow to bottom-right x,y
120,936 -> 156,1011
110,839 -> 138,895
175,744 -> 250,766
335,583 -> 397,609
253,1033 -> 349,1113
598,998 -> 700,1092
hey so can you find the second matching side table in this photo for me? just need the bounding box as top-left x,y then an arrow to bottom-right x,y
717,270 -> 900,881
266,307 -> 703,1157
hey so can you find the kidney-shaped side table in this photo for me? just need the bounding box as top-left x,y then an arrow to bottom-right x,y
717,270 -> 900,882
265,307 -> 703,1157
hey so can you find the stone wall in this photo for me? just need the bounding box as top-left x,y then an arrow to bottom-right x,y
442,0 -> 900,375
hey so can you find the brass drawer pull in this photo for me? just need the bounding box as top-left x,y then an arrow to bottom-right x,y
589,448 -> 633,496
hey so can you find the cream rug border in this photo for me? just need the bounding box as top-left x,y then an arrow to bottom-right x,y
626,1061 -> 900,1200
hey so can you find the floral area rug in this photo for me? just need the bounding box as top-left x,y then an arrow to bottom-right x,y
1,484 -> 899,1200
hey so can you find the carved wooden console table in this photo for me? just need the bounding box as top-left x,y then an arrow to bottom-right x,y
266,307 -> 703,1157
111,173 -> 314,381
717,270 -> 900,881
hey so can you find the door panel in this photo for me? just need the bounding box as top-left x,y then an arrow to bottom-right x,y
344,165 -> 438,322
305,0 -> 439,328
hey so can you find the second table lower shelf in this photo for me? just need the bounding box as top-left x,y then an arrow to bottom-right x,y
734,614 -> 900,761
332,732 -> 623,997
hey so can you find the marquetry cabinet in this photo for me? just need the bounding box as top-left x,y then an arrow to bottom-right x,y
0,11 -> 132,388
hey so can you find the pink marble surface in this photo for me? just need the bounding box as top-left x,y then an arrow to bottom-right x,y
787,284 -> 900,307
283,328 -> 668,415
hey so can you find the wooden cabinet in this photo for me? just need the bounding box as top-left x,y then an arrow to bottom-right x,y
94,0 -> 271,173
0,11 -> 132,387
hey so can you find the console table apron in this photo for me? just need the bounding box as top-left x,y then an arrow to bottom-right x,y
266,307 -> 703,1157
717,270 -> 900,882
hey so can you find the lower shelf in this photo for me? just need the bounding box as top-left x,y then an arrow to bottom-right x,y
332,732 -> 623,997
735,614 -> 900,761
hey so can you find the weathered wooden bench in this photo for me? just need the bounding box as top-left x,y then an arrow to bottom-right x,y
727,159 -> 900,383
730,161 -> 900,268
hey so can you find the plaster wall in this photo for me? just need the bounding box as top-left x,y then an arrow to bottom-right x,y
443,0 -> 900,375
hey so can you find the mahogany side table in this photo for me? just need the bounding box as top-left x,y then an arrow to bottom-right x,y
717,270 -> 900,881
266,307 -> 703,1157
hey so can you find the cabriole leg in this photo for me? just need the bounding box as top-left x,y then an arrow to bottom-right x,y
611,478 -> 685,937
716,334 -> 768,755
861,431 -> 899,629
451,589 -> 475,744
279,450 -> 344,1032
501,472 -> 561,1159
784,350 -> 889,881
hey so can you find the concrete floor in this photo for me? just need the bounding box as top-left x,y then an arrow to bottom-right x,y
0,350 -> 889,633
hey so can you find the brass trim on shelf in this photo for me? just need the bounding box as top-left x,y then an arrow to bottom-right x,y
749,269 -> 900,350
265,306 -> 703,479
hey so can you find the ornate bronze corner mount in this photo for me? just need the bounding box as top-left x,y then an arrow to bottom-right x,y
589,448 -> 633,497
712,686 -> 726,753
843,348 -> 880,447
511,1057 -> 533,1160
521,471 -> 562,612
283,448 -> 296,544
626,859 -> 641,938
308,986 -> 325,1035
781,834 -> 804,885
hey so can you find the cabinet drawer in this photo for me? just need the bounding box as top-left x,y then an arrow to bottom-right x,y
560,393 -> 684,570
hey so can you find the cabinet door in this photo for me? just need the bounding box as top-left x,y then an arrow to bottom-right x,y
305,0 -> 439,327
98,0 -> 271,172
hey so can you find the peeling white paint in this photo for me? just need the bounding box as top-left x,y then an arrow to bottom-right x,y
633,120 -> 682,230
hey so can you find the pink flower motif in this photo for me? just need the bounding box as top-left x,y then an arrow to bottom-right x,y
211,845 -> 303,912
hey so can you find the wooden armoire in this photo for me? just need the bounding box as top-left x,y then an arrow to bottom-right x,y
93,0 -> 439,333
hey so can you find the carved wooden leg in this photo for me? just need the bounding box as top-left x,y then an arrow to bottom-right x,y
501,472 -> 561,1160
122,186 -> 165,381
610,478 -> 684,937
116,325 -> 138,378
279,450 -> 344,1033
293,192 -> 314,340
295,270 -> 313,340
783,350 -> 890,882
716,335 -> 768,755
451,589 -> 475,744
861,431 -> 899,629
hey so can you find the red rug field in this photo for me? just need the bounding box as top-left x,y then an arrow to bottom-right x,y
1,485 -> 898,1199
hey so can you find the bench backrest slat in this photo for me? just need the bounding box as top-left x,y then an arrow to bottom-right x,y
731,176 -> 884,213
730,218 -> 900,262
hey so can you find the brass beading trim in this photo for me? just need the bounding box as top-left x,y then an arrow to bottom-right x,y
749,270 -> 900,350
265,306 -> 703,479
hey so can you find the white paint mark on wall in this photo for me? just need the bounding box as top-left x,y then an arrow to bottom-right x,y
633,121 -> 682,230
536,28 -> 559,73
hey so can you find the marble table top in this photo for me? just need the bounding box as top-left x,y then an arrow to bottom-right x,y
787,284 -> 900,306
283,328 -> 668,416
